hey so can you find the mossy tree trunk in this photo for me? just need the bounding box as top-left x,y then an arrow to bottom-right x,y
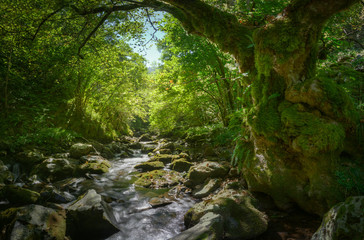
158,0 -> 361,215
77,0 -> 362,215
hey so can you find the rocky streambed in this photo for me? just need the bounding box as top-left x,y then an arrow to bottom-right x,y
0,135 -> 363,240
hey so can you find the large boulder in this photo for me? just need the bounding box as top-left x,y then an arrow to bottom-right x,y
171,158 -> 193,172
69,143 -> 93,159
31,157 -> 79,182
0,204 -> 66,240
2,185 -> 40,205
66,189 -> 119,239
134,161 -> 164,172
184,188 -> 267,240
311,196 -> 364,240
134,170 -> 182,188
185,161 -> 229,188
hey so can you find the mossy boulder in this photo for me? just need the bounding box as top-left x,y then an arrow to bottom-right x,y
150,154 -> 178,164
17,149 -> 46,166
0,205 -> 66,240
141,144 -> 157,153
31,158 -> 79,182
66,189 -> 119,239
70,143 -> 93,159
171,158 -> 193,172
185,161 -> 229,188
0,160 -> 13,184
3,185 -> 40,205
135,161 -> 164,172
312,196 -> 364,240
134,170 -> 182,188
78,155 -> 111,174
184,188 -> 267,239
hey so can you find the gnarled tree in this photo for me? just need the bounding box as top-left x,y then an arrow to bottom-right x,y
47,0 -> 364,215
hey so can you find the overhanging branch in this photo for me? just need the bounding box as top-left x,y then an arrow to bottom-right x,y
78,11 -> 112,58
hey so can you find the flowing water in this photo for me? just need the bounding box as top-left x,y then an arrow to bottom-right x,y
68,149 -> 196,240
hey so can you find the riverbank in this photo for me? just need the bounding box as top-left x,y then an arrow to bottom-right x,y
0,135 -> 362,239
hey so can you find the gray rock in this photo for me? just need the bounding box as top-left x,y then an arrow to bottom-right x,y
1,204 -> 66,240
171,212 -> 223,240
31,157 -> 79,182
185,161 -> 229,188
66,189 -> 119,239
193,178 -> 221,199
70,143 -> 93,159
311,196 -> 364,240
184,189 -> 267,239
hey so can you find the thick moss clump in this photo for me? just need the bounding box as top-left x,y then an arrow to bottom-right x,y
280,102 -> 345,155
134,170 -> 182,188
135,161 -> 164,172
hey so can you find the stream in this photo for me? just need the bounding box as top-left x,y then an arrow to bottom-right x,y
65,148 -> 196,240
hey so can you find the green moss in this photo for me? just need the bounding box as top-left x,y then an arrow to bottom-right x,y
318,77 -> 359,125
134,170 -> 181,188
249,73 -> 285,137
79,161 -> 110,174
135,161 -> 164,172
280,102 -> 346,155
5,185 -> 40,204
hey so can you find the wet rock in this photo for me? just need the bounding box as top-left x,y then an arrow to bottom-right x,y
171,212 -> 223,240
2,185 -> 40,205
149,197 -> 173,208
311,196 -> 364,240
31,157 -> 79,182
0,204 -> 66,240
184,188 -> 267,239
193,178 -> 221,199
135,161 -> 164,172
185,161 -> 229,188
171,158 -> 193,172
16,149 -> 46,169
139,134 -> 153,141
40,186 -> 76,204
69,143 -> 93,159
141,144 -> 157,153
150,154 -> 178,164
0,160 -> 13,184
66,189 -> 119,240
129,142 -> 142,149
134,170 -> 182,188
